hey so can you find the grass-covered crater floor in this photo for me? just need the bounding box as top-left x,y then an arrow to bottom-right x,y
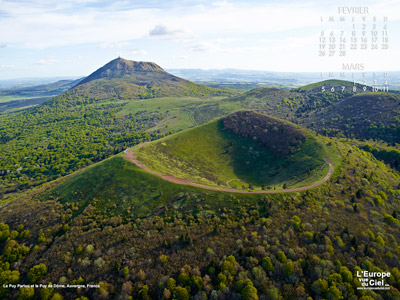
134,112 -> 339,191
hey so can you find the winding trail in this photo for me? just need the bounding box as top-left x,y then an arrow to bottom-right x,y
226,178 -> 239,188
124,143 -> 334,194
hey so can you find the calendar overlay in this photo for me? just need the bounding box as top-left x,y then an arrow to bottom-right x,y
319,6 -> 389,92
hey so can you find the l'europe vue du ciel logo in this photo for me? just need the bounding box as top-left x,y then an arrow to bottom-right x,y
356,271 -> 391,290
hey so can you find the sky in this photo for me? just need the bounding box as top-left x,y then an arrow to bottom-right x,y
0,0 -> 399,79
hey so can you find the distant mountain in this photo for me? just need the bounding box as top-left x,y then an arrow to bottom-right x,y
0,78 -> 82,97
0,78 -> 83,112
28,78 -> 83,93
63,58 -> 234,101
76,59 -> 165,86
0,77 -> 82,89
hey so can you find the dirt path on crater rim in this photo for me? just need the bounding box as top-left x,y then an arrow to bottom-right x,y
124,143 -> 334,194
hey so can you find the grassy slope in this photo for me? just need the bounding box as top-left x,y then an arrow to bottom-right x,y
135,119 -> 339,190
117,96 -> 240,133
40,154 -> 181,218
39,153 -> 264,218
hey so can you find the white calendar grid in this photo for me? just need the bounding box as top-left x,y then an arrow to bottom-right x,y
318,10 -> 390,92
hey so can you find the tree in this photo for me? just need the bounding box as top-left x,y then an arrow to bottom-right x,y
311,279 -> 328,296
191,275 -> 203,292
340,266 -> 353,283
137,269 -> 146,281
217,273 -> 227,290
18,287 -> 34,300
284,260 -> 295,276
221,255 -> 237,275
28,263 -> 47,283
0,222 -> 10,241
178,273 -> 191,286
50,293 -> 63,300
174,286 -> 189,300
166,278 -> 176,291
163,288 -> 171,299
39,282 -> 54,300
262,256 -> 275,273
122,266 -> 130,278
266,288 -> 279,300
38,232 -> 46,244
3,240 -> 30,263
75,246 -> 83,255
241,279 -> 258,300
325,285 -> 342,300
138,285 -> 150,300
0,269 -> 20,298
276,251 -> 287,263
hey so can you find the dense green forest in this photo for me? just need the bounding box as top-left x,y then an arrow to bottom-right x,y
0,139 -> 399,299
0,95 -> 163,195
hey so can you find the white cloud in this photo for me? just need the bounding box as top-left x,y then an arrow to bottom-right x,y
188,41 -> 267,54
128,50 -> 147,56
173,55 -> 187,60
0,44 -> 6,48
215,38 -> 242,44
149,25 -> 177,37
148,24 -> 191,40
0,65 -> 15,69
98,41 -> 129,49
35,58 -> 57,65
116,49 -> 148,59
188,42 -> 216,53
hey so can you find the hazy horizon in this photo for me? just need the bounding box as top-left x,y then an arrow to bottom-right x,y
1,59 -> 400,83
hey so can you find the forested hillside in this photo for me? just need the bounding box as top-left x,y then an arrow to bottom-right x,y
0,94 -> 162,195
0,138 -> 399,299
